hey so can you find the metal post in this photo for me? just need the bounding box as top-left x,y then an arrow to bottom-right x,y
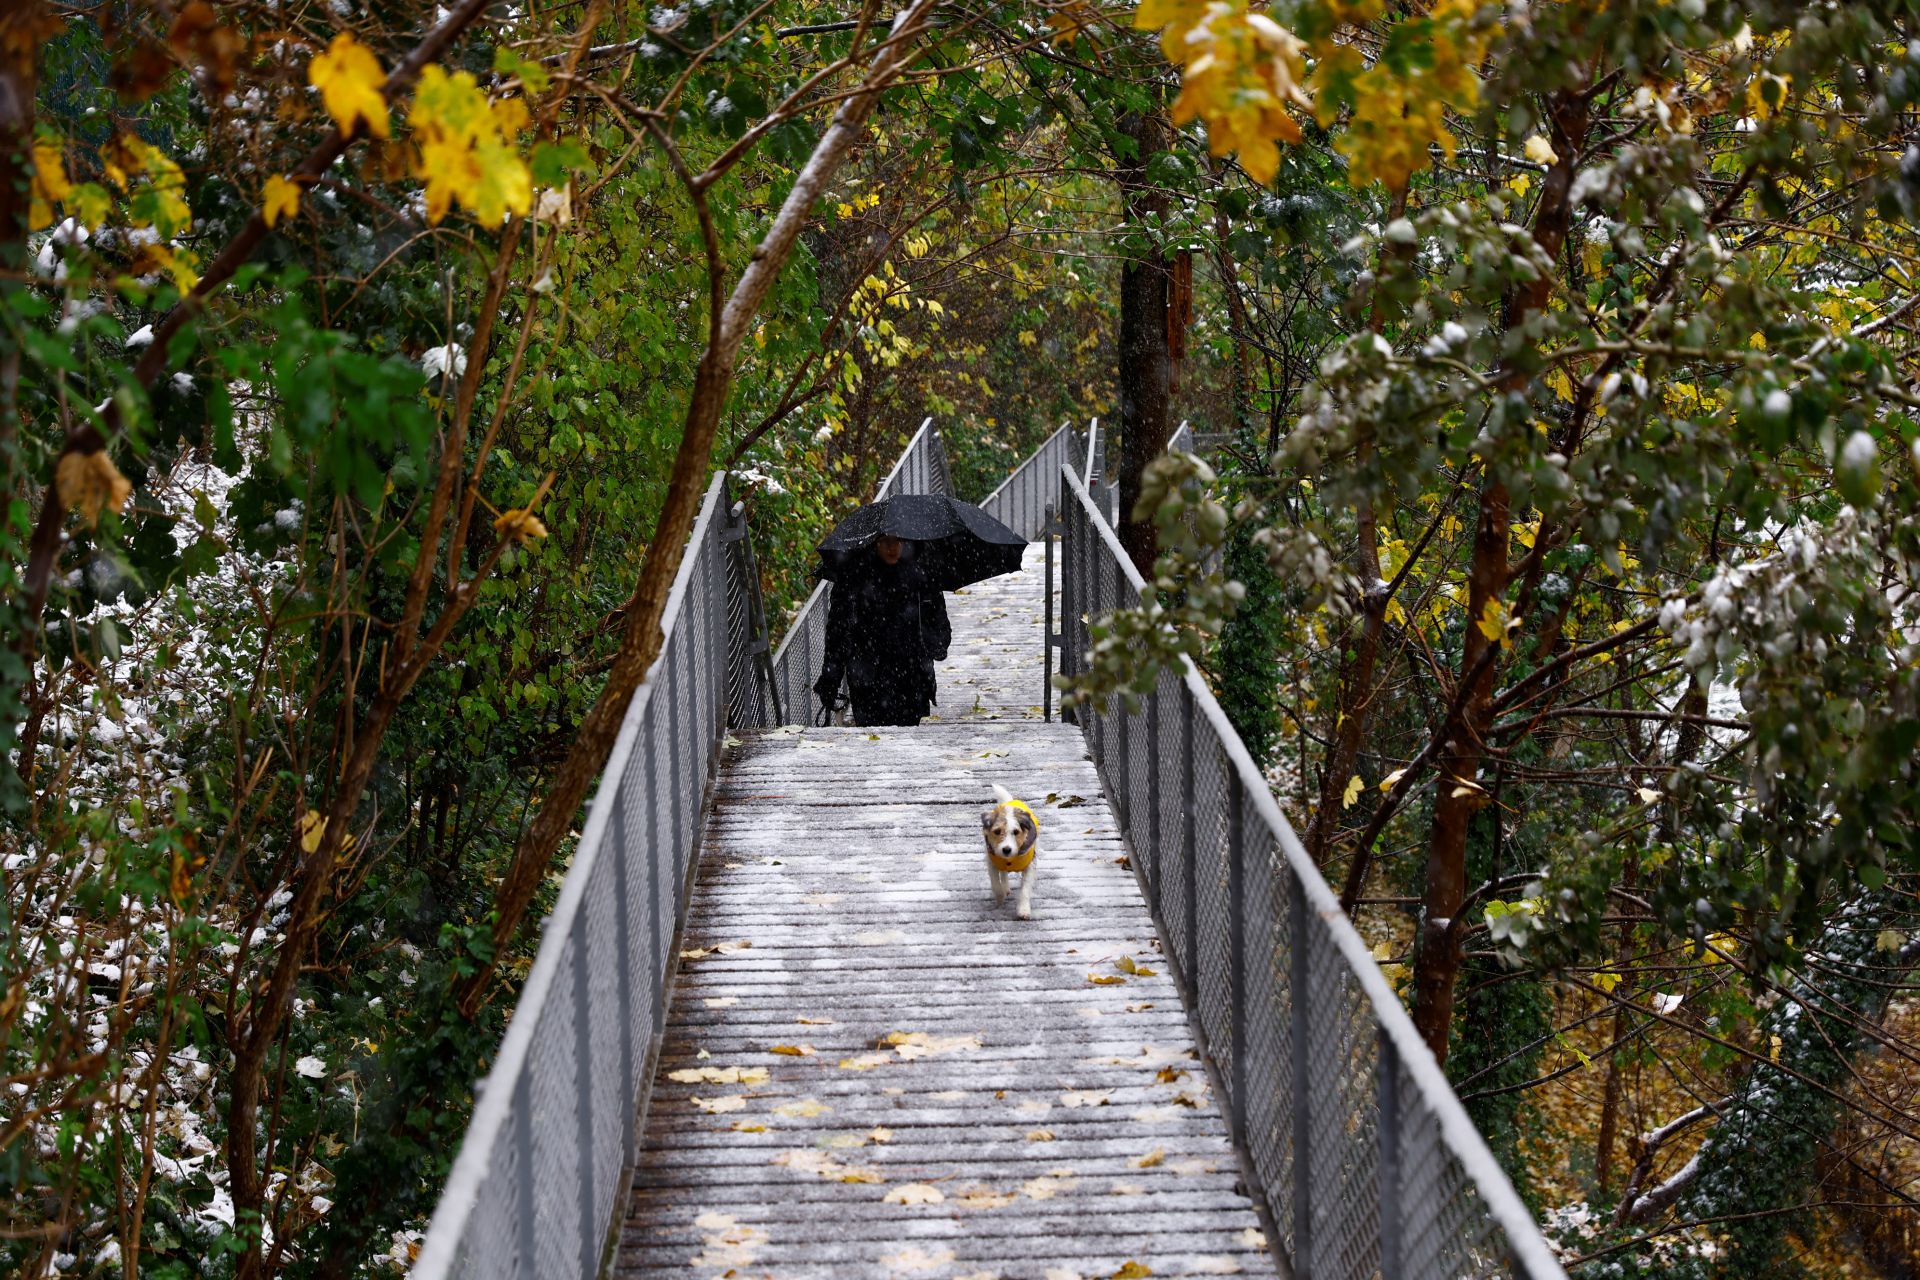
1227,773 -> 1248,1149
1290,866 -> 1314,1280
1044,502 -> 1055,723
1180,686 -> 1198,989
571,912 -> 596,1280
668,640 -> 685,899
1146,676 -> 1162,904
1378,1028 -> 1404,1280
612,796 -> 635,1166
514,1070 -> 536,1270
646,725 -> 664,1036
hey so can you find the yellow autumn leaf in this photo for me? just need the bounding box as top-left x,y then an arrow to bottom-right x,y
730,1121 -> 767,1133
1131,1149 -> 1167,1169
883,1184 -> 945,1206
493,508 -> 547,544
1476,598 -> 1516,647
768,1044 -> 814,1057
773,1098 -> 829,1118
1027,1129 -> 1055,1142
1341,774 -> 1365,809
298,809 -> 328,855
409,64 -> 532,226
1114,1264 -> 1154,1280
1593,970 -> 1622,993
1379,767 -> 1407,793
263,175 -> 300,228
866,1126 -> 894,1143
30,134 -> 71,230
56,450 -> 132,526
309,33 -> 391,140
1522,133 -> 1558,165
1088,973 -> 1127,986
691,1095 -> 747,1114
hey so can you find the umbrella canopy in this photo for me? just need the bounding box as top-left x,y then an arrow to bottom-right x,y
816,493 -> 1026,590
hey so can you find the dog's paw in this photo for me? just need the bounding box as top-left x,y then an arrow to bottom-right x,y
1015,903 -> 1032,920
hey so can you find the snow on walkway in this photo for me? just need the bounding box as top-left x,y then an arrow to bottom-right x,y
615,540 -> 1275,1278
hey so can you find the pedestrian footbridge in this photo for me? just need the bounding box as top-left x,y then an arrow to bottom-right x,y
414,424 -> 1564,1280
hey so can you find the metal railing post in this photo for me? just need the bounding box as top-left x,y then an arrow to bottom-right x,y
1146,678 -> 1162,905
1043,503 -> 1055,723
1227,772 -> 1247,1151
645,726 -> 664,1037
571,912 -> 596,1280
612,796 -> 635,1168
667,640 -> 685,914
1290,865 -> 1314,1280
513,1071 -> 536,1270
1181,685 -> 1198,989
1379,1028 -> 1404,1280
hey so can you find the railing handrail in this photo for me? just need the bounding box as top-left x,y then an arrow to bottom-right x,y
1056,460 -> 1564,1280
414,473 -> 730,1278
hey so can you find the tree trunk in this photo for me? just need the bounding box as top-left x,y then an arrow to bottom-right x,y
456,0 -> 938,1013
1305,187 -> 1406,877
1113,110 -> 1170,577
1411,86 -> 1590,1065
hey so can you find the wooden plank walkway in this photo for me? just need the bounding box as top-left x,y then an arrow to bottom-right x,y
616,545 -> 1275,1279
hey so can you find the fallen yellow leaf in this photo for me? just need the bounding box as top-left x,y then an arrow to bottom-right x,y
883,1184 -> 946,1206
691,1095 -> 746,1114
1114,1262 -> 1154,1279
1131,1149 -> 1166,1169
772,1098 -> 828,1118
1087,973 -> 1127,986
769,1044 -> 814,1057
1026,1129 -> 1055,1142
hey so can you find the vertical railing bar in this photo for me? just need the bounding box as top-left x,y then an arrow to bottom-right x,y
645,722 -> 664,1037
1043,502 -> 1055,723
1379,1027 -> 1404,1280
612,797 -> 635,1168
668,638 -> 685,905
514,1070 -> 536,1271
1290,864 -> 1314,1280
571,912 -> 596,1280
1147,679 -> 1162,906
1227,772 -> 1248,1150
1181,685 -> 1198,990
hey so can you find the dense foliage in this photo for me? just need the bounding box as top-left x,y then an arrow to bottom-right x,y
5,0 -> 1918,1276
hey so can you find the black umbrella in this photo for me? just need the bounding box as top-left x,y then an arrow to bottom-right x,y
816,493 -> 1026,590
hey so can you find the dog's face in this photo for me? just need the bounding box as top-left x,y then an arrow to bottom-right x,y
981,796 -> 1036,861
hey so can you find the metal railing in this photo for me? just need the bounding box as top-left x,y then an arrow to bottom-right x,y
761,416 -> 949,726
414,474 -> 740,1280
1054,462 -> 1565,1280
979,420 -> 1077,540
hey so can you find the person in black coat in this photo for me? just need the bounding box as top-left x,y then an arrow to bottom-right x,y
814,535 -> 951,726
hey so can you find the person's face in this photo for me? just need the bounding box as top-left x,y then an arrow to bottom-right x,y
876,536 -> 903,565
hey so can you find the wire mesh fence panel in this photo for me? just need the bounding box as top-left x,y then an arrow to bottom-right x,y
1052,462 -> 1564,1280
416,477 -> 740,1280
980,421 -> 1078,539
1242,825 -> 1294,1249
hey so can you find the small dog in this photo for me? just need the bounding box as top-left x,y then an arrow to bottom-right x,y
980,783 -> 1040,919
